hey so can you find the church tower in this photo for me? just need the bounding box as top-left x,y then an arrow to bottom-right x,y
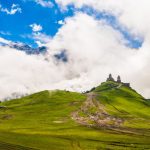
106,74 -> 115,81
117,75 -> 121,83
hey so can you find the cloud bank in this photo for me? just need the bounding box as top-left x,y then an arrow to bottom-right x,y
1,1 -> 150,100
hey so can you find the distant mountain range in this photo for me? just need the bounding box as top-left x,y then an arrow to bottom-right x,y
10,43 -> 47,54
0,42 -> 68,62
0,41 -> 47,54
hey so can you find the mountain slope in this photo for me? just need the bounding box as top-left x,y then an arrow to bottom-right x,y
94,81 -> 150,128
0,82 -> 150,150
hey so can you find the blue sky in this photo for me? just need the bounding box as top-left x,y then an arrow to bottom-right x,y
0,0 -> 75,47
0,0 -> 143,48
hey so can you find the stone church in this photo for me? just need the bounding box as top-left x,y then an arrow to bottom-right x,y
107,74 -> 130,87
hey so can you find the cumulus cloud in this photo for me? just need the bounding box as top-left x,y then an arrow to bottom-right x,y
46,13 -> 135,90
1,1 -> 150,100
54,0 -> 150,97
0,4 -> 21,15
30,24 -> 43,32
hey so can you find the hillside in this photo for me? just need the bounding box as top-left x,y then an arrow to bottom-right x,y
0,82 -> 150,150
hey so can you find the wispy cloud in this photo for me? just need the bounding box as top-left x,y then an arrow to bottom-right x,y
35,0 -> 54,8
0,31 -> 11,35
33,32 -> 51,46
0,4 -> 22,15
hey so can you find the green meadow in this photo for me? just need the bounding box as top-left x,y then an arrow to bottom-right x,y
0,81 -> 150,150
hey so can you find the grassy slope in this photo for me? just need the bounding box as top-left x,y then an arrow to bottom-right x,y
0,84 -> 149,150
94,81 -> 150,129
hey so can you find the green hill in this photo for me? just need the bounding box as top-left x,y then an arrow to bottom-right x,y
0,81 -> 150,150
93,81 -> 150,128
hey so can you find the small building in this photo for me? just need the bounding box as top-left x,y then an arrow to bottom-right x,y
123,83 -> 130,87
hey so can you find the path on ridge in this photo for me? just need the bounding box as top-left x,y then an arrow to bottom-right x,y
71,92 -> 123,128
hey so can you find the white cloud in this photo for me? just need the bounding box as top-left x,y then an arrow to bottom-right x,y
46,13 -> 135,90
53,0 -> 150,98
35,0 -> 54,8
0,4 -> 21,15
0,46 -> 65,100
30,24 -> 43,32
55,0 -> 150,35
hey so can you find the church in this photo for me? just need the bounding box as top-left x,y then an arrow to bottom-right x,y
107,74 -> 130,87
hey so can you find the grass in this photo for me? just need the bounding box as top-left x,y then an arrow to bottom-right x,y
0,83 -> 150,150
94,81 -> 150,128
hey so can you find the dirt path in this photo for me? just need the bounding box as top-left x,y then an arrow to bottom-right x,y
71,92 -> 123,128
